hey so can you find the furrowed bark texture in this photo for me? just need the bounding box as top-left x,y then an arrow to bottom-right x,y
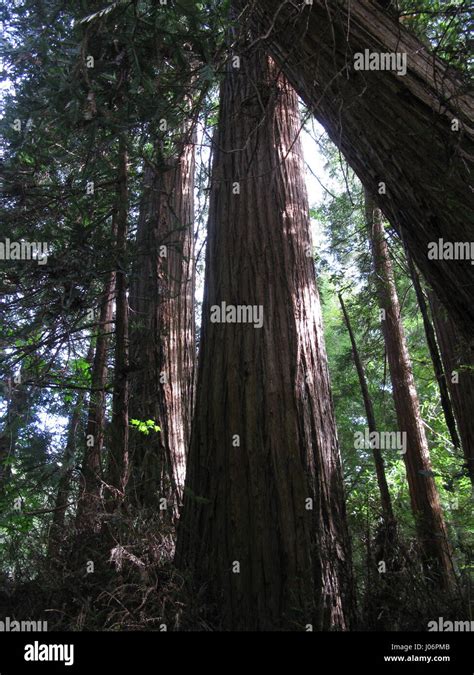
238,0 -> 474,339
128,142 -> 195,513
176,48 -> 354,631
366,193 -> 455,590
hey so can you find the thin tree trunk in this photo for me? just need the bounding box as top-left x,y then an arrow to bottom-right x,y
48,335 -> 93,559
405,252 -> 461,451
75,269 -> 115,530
108,135 -> 130,501
238,0 -> 474,339
365,191 -> 455,591
338,293 -> 394,524
176,46 -> 354,631
48,399 -> 83,559
158,143 -> 195,501
128,140 -> 195,516
0,373 -> 29,499
429,292 -> 474,487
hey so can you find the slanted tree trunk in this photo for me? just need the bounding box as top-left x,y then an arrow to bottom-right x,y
338,293 -> 394,525
176,45 -> 354,631
238,0 -> 474,339
365,191 -> 455,591
107,135 -> 130,501
75,269 -> 115,530
127,141 -> 195,516
429,292 -> 474,487
338,294 -> 406,630
406,252 -> 461,451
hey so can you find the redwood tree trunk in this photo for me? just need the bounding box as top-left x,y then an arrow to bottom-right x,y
158,145 -> 195,501
365,192 -> 455,590
176,47 -> 354,631
128,141 -> 195,515
239,0 -> 474,339
429,292 -> 474,487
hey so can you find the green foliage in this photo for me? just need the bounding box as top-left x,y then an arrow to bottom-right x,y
130,419 -> 161,435
398,0 -> 472,72
312,125 -> 473,598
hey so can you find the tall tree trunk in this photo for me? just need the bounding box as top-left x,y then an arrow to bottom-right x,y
338,293 -> 394,525
238,0 -> 474,339
176,46 -> 354,631
406,251 -> 461,451
158,143 -> 195,502
128,141 -> 195,516
429,292 -> 474,487
75,269 -> 115,530
107,135 -> 130,501
365,191 -> 455,591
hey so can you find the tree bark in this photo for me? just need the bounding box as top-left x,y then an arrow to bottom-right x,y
238,0 -> 474,339
128,141 -> 195,515
365,191 -> 455,590
338,293 -> 394,525
429,292 -> 474,487
175,46 -> 354,631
